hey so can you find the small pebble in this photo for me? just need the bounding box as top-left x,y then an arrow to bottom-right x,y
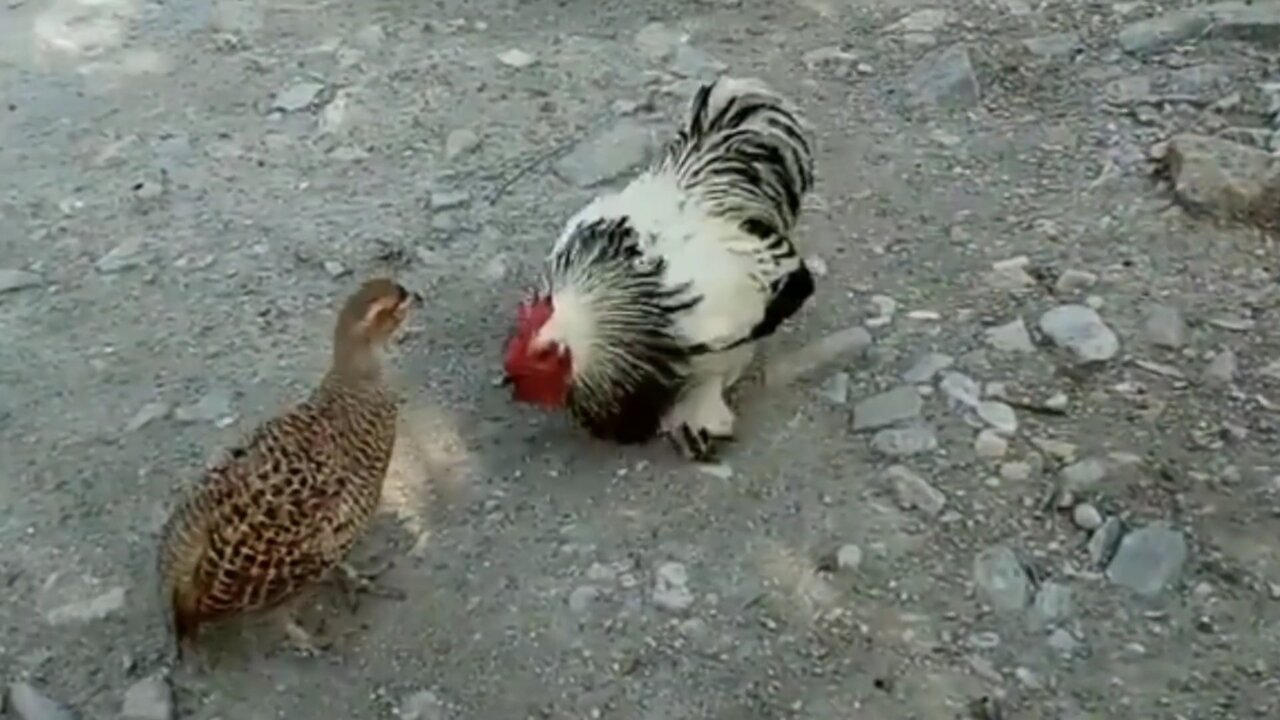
999,461 -> 1032,482
1072,503 -> 1103,530
1054,269 -> 1098,293
977,400 -> 1018,435
1144,304 -> 1187,349
0,269 -> 43,294
836,544 -> 864,571
974,429 -> 1008,459
497,48 -> 537,68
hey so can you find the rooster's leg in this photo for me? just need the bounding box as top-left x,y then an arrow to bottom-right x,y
332,559 -> 407,612
662,379 -> 736,462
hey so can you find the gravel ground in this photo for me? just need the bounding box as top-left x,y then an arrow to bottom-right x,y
2,1 -> 1279,719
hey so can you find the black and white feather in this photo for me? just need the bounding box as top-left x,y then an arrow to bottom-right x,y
537,76 -> 816,456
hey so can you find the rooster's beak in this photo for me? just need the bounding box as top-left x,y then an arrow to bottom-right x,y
499,375 -> 514,387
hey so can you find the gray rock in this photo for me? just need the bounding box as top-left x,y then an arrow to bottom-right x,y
1088,517 -> 1124,568
902,352 -> 954,383
1060,457 -> 1108,491
1161,133 -> 1280,225
836,544 -> 863,570
938,371 -> 981,408
973,545 -> 1030,613
0,269 -> 43,294
175,389 -> 234,424
871,421 -> 939,456
1029,581 -> 1074,627
444,129 -> 480,160
124,402 -> 171,433
818,372 -> 850,404
1072,503 -> 1104,530
271,81 -> 325,112
496,48 -> 537,68
1021,32 -> 1083,60
764,326 -> 872,386
905,44 -> 980,109
802,46 -> 861,79
400,690 -> 446,720
322,260 -> 349,279
7,682 -> 74,720
1038,305 -> 1120,362
553,118 -> 662,188
121,674 -> 172,720
429,189 -> 470,211
977,400 -> 1018,435
985,318 -> 1036,353
1167,63 -> 1233,95
852,385 -> 923,431
96,238 -> 149,273
1144,305 -> 1187,348
1210,3 -> 1280,47
1203,349 -> 1238,385
887,9 -> 951,33
43,586 -> 127,625
886,464 -> 946,517
568,585 -> 600,613
1054,268 -> 1098,294
652,562 -> 694,612
974,429 -> 1008,459
999,461 -> 1032,482
1047,627 -> 1080,655
1117,9 -> 1213,54
1263,357 -> 1280,382
1107,524 -> 1188,596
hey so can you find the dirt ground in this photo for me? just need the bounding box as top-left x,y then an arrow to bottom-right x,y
2,0 -> 1279,718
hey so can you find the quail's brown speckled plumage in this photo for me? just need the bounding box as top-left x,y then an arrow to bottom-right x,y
157,278 -> 414,657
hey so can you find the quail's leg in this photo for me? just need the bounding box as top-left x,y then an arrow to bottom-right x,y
332,559 -> 407,612
281,614 -> 332,657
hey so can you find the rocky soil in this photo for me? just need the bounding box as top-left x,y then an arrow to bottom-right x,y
2,0 -> 1279,719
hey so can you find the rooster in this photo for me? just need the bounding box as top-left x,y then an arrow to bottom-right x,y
502,76 -> 816,461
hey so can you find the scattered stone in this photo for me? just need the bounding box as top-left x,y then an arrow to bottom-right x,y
1033,437 -> 1079,462
1047,627 -> 1080,655
1000,461 -> 1032,482
1039,305 -> 1120,362
1029,581 -> 1074,627
836,544 -> 863,571
497,48 -> 537,68
871,421 -> 939,456
939,371 -> 981,408
553,118 -> 661,188
985,318 -> 1036,353
1161,133 -> 1280,226
1043,392 -> 1069,412
1117,8 -> 1212,54
1106,524 -> 1188,596
1104,74 -> 1152,104
905,44 -> 981,109
7,682 -> 74,720
902,352 -> 954,383
124,402 -> 170,433
1061,457 -> 1108,491
802,46 -> 861,79
568,585 -> 600,613
174,389 -> 234,424
974,429 -> 1008,459
1203,349 -> 1237,384
988,256 -> 1037,289
886,465 -> 946,517
887,9 -> 951,33
653,562 -> 694,612
1021,32 -> 1083,60
0,268 -> 43,294
121,673 -> 172,720
817,372 -> 850,405
1054,269 -> 1098,294
764,326 -> 872,386
399,690 -> 446,720
429,189 -> 470,211
322,260 -> 349,279
43,585 -> 127,625
1072,503 -> 1104,530
869,294 -> 898,318
1209,3 -> 1280,47
1259,357 -> 1280,382
1144,305 -> 1187,348
852,386 -> 923,431
444,128 -> 480,160
1206,316 -> 1256,332
1088,517 -> 1124,568
972,545 -> 1030,613
977,400 -> 1018,436
271,81 -> 325,112
96,238 -> 150,273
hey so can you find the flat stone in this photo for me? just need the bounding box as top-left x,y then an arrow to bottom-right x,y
886,464 -> 946,517
497,48 -> 537,68
887,9 -> 951,33
1106,524 -> 1189,596
871,421 -> 939,456
1000,461 -> 1032,482
765,326 -> 872,386
7,682 -> 75,720
271,81 -> 325,112
1039,305 -> 1120,362
124,402 -> 171,433
1028,581 -> 1074,628
1061,457 -> 1108,491
121,674 -> 172,720
902,352 -> 954,383
444,128 -> 480,160
818,372 -> 850,404
802,46 -> 861,79
974,429 -> 1008,459
174,389 -> 234,424
1144,305 -> 1187,348
852,385 -> 923,431
96,237 -> 149,273
1203,349 -> 1237,384
0,269 -> 43,294
43,585 -> 127,625
400,690 -> 447,720
1117,9 -> 1213,54
553,118 -> 662,188
1072,503 -> 1104,530
568,585 -> 600,613
905,44 -> 980,109
1054,269 -> 1098,294
1209,3 -> 1280,47
653,562 -> 694,612
1048,628 -> 1080,655
985,318 -> 1036,353
1162,133 -> 1280,226
429,189 -> 470,211
836,544 -> 864,571
973,545 -> 1030,613
938,371 -> 981,408
1021,32 -> 1083,60
1088,517 -> 1124,568
977,400 -> 1018,435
